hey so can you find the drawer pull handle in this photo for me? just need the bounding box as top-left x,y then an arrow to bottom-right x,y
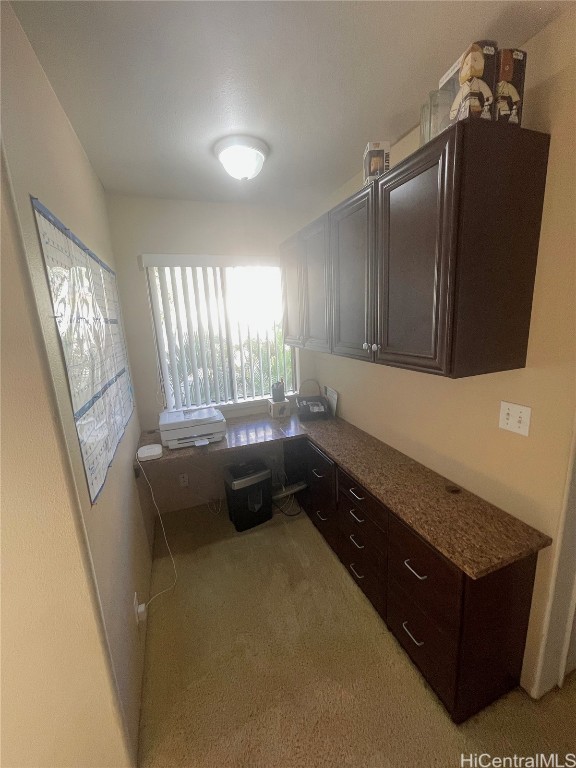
404,559 -> 428,581
312,469 -> 325,479
349,488 -> 365,502
315,511 -> 328,522
349,563 -> 364,580
349,533 -> 365,550
349,509 -> 365,524
402,621 -> 424,647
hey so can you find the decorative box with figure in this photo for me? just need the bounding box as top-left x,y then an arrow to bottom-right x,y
439,40 -> 498,127
495,49 -> 526,125
363,142 -> 390,185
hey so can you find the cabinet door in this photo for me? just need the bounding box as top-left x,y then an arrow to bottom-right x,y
330,186 -> 374,360
280,233 -> 304,347
375,130 -> 459,373
301,215 -> 330,352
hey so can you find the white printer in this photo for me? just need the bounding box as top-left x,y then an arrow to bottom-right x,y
159,407 -> 227,449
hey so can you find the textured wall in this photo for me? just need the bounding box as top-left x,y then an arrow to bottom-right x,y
299,7 -> 576,696
1,5 -> 152,759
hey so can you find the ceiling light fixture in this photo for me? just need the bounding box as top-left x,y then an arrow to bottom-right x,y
214,135 -> 269,180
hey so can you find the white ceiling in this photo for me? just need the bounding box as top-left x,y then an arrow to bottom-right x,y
13,1 -> 567,209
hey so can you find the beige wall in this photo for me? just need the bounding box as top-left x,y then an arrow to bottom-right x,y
1,5 -> 151,760
1,158 -> 131,766
106,193 -> 307,430
299,7 -> 576,696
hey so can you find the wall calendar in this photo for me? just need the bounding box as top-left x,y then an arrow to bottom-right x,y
32,198 -> 134,502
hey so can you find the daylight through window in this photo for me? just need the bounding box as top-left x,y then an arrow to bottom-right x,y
147,265 -> 295,409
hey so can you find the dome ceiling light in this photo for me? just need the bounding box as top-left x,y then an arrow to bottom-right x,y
214,135 -> 269,180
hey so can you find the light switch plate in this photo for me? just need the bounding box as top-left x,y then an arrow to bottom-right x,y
499,401 -> 531,436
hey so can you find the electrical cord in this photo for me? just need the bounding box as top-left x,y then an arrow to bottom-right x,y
136,455 -> 178,608
207,497 -> 223,515
273,493 -> 302,517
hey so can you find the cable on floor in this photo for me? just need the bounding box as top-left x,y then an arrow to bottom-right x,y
273,493 -> 302,517
136,455 -> 178,608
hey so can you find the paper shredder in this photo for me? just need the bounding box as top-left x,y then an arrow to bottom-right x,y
224,460 -> 272,532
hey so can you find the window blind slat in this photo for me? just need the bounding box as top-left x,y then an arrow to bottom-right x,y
256,330 -> 264,397
170,267 -> 192,407
214,269 -> 230,403
221,269 -> 238,403
273,321 -> 280,384
191,267 -> 211,405
181,268 -> 201,406
282,337 -> 288,390
149,268 -> 175,409
238,321 -> 247,400
266,330 -> 273,395
158,268 -> 182,410
202,268 -> 221,404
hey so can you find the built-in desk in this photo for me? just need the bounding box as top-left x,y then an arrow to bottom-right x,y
137,413 -> 551,721
139,414 -> 307,458
138,414 -> 550,579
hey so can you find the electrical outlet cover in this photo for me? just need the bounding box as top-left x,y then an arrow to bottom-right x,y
499,401 -> 531,436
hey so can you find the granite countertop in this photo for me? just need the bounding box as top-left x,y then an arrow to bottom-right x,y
138,414 -> 551,580
138,414 -> 308,459
300,418 -> 551,580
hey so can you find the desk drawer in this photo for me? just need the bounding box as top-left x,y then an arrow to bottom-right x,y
387,579 -> 457,710
337,494 -> 388,555
308,443 -> 335,486
339,540 -> 386,618
388,515 -> 462,636
309,506 -> 341,552
338,468 -> 388,529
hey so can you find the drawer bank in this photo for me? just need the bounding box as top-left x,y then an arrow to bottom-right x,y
138,415 -> 551,722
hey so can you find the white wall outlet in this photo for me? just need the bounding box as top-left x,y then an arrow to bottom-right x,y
133,591 -> 139,625
499,401 -> 531,436
178,473 -> 189,488
133,591 -> 147,625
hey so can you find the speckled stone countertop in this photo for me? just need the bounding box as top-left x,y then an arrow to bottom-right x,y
138,415 -> 551,579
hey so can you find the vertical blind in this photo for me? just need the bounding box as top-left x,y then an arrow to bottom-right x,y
147,265 -> 295,409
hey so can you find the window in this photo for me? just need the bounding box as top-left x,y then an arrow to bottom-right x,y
147,264 -> 295,410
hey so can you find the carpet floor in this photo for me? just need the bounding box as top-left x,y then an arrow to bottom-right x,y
139,506 -> 576,768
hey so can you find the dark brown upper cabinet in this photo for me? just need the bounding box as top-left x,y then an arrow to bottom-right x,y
282,119 -> 550,377
280,214 -> 330,351
301,215 -> 331,352
375,120 -> 550,377
330,186 -> 374,360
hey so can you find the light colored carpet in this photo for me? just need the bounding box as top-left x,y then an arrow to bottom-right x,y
139,506 -> 576,768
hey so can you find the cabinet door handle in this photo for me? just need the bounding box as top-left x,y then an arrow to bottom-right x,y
349,509 -> 365,524
404,559 -> 428,581
349,563 -> 364,580
362,342 -> 369,350
312,468 -> 324,479
315,511 -> 328,522
349,488 -> 365,502
371,343 -> 381,352
349,533 -> 364,550
402,621 -> 424,647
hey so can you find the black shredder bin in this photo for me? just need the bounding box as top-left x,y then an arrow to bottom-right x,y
224,460 -> 272,532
